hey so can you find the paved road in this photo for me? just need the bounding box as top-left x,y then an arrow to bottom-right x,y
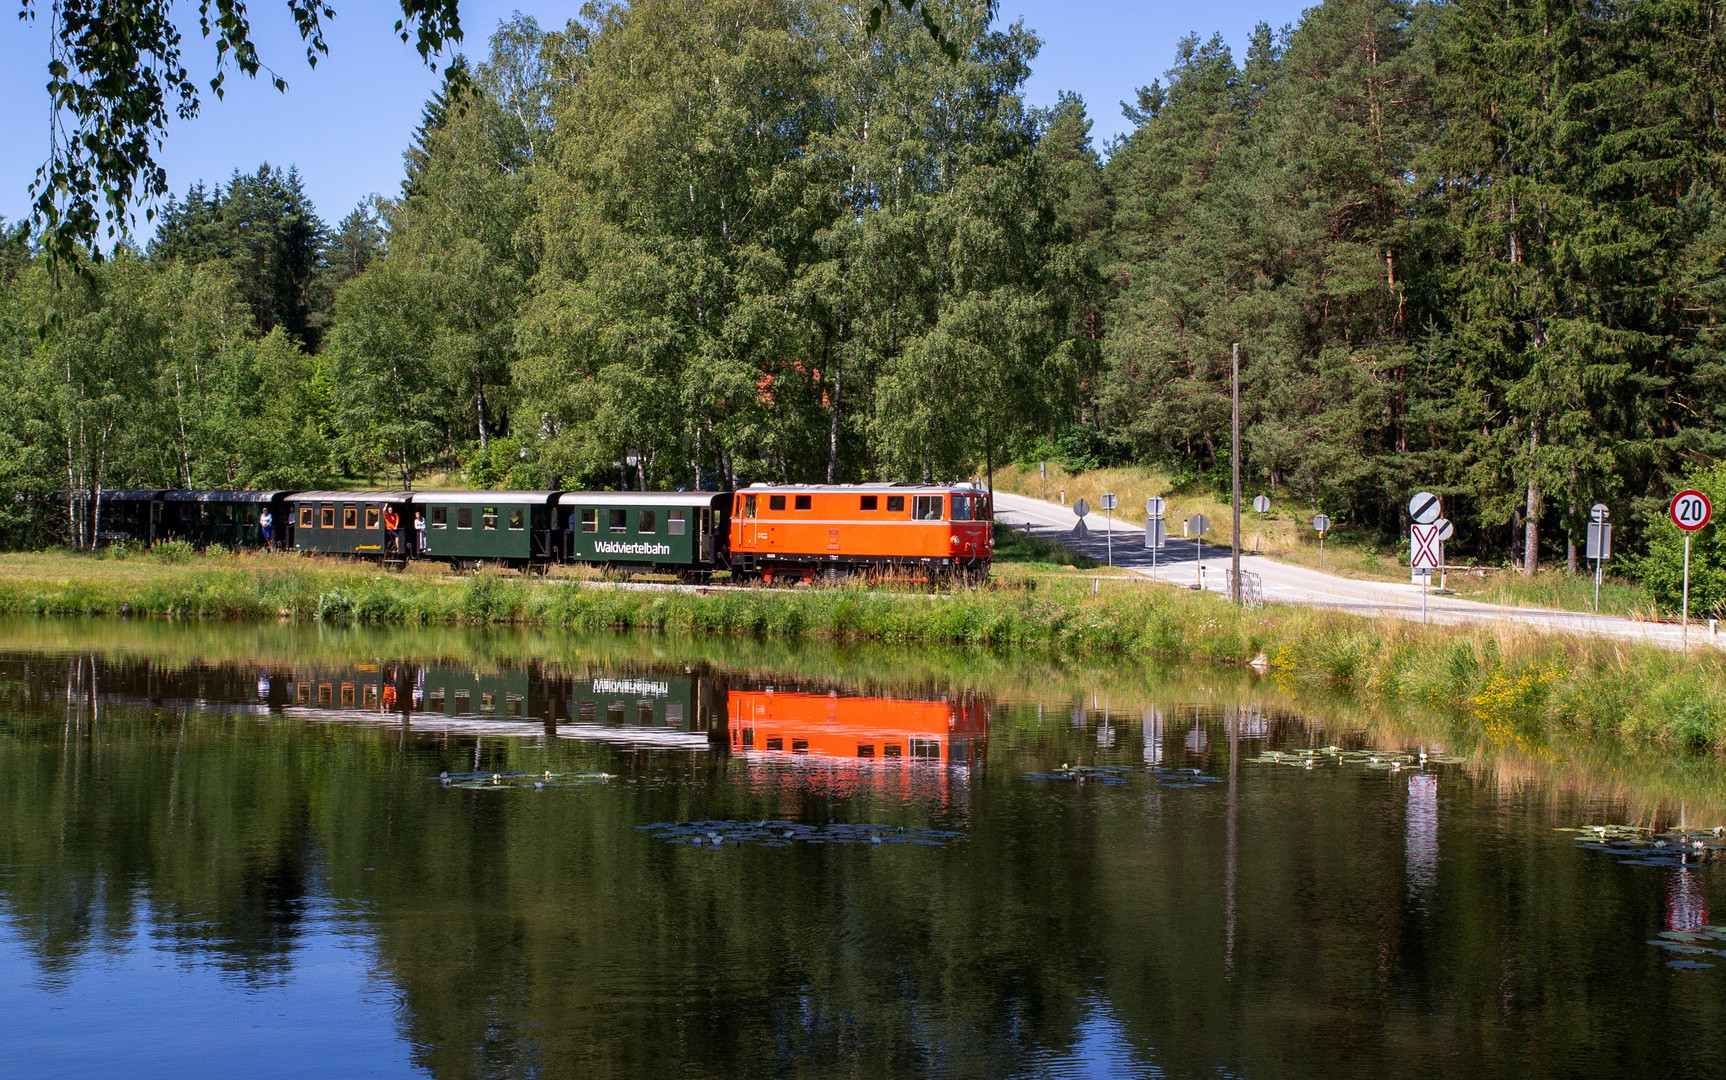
992,490 -> 1716,651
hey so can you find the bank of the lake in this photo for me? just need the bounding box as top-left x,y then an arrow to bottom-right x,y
5,550 -> 1726,755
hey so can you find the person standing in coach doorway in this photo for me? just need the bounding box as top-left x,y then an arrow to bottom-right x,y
259,506 -> 274,550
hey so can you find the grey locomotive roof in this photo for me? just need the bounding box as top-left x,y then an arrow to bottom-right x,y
286,490 -> 414,502
163,489 -> 291,502
411,490 -> 559,505
557,490 -> 729,507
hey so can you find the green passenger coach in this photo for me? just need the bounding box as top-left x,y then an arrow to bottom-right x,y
414,491 -> 559,568
286,491 -> 414,560
557,491 -> 730,578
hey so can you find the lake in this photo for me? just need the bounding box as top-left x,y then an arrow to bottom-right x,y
1,618 -> 1722,1078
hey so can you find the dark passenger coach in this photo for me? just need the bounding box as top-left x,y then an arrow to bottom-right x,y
287,491 -> 414,562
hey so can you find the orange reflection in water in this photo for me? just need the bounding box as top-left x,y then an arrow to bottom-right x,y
729,690 -> 988,765
728,689 -> 989,807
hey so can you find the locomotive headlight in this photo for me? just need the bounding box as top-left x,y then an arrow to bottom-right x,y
950,535 -> 960,548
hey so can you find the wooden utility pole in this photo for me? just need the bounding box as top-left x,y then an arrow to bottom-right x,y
1231,343 -> 1242,605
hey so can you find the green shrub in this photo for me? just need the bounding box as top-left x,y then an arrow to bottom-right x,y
149,540 -> 196,565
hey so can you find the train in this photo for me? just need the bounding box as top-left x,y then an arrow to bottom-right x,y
82,482 -> 995,580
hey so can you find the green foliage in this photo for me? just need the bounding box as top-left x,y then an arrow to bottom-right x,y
1633,463 -> 1726,618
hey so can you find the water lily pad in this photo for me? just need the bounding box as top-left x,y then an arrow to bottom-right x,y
1666,959 -> 1716,970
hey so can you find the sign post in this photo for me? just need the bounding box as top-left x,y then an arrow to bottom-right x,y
1251,495 -> 1270,554
1312,514 -> 1330,570
1411,520 -> 1442,623
1100,492 -> 1118,567
1435,517 -> 1454,592
1670,490 -> 1712,649
1587,504 -> 1611,614
1145,497 -> 1166,580
1040,461 -> 1047,500
1187,513 -> 1211,590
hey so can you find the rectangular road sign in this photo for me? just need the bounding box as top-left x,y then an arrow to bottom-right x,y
1145,518 -> 1166,550
1586,521 -> 1612,560
1410,523 -> 1441,570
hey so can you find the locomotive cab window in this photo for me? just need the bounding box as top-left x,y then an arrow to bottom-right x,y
457,508 -> 473,529
321,507 -> 334,529
638,510 -> 656,534
343,506 -> 358,529
365,508 -> 381,530
580,509 -> 598,533
299,507 -> 313,529
668,509 -> 686,535
860,496 -> 878,511
482,507 -> 498,530
743,495 -> 757,518
913,495 -> 943,520
886,495 -> 905,513
508,508 -> 524,530
769,495 -> 786,511
951,495 -> 972,521
431,507 -> 447,528
794,495 -> 812,510
609,508 -> 628,533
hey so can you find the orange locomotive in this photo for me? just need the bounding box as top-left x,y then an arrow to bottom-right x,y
727,483 -> 993,582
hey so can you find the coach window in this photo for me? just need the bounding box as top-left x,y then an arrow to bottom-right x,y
638,509 -> 657,533
457,507 -> 473,529
508,508 -> 525,530
365,507 -> 381,529
299,507 -> 313,529
794,495 -> 812,510
580,509 -> 598,533
951,495 -> 972,521
913,495 -> 942,520
321,506 -> 334,529
482,507 -> 498,530
668,509 -> 686,535
344,506 -> 358,529
431,507 -> 448,529
860,495 -> 878,511
609,508 -> 628,533
769,495 -> 786,511
743,494 -> 757,518
886,495 -> 905,513
181,504 -> 195,523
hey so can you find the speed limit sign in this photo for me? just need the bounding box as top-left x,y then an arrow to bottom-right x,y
1671,489 -> 1712,531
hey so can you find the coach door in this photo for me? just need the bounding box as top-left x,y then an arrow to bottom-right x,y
699,507 -> 714,562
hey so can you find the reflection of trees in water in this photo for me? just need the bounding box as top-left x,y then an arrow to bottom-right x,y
3,653 -> 1724,1077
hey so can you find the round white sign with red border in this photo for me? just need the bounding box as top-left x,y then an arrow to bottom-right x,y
1671,489 -> 1712,531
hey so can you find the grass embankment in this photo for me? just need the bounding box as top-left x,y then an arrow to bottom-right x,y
991,462 -> 1657,614
4,549 -> 1726,756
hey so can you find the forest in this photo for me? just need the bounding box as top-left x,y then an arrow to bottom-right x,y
4,0 -> 1726,577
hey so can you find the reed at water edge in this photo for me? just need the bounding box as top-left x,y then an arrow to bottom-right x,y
2,549 -> 1726,755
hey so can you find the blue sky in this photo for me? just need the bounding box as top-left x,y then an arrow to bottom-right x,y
0,0 -> 1307,238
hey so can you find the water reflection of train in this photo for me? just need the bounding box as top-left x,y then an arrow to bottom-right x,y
274,663 -> 989,766
728,687 -> 989,767
16,653 -> 993,767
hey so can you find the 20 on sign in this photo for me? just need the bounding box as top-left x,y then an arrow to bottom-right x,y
1671,489 -> 1712,532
